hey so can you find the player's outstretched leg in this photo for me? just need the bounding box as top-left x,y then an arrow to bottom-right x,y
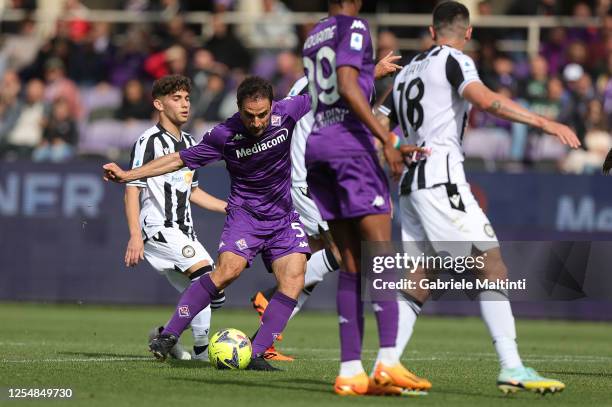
151,254 -> 243,361
479,249 -> 565,394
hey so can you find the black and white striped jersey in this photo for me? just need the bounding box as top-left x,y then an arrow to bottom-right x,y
378,45 -> 481,194
127,124 -> 199,240
287,76 -> 313,188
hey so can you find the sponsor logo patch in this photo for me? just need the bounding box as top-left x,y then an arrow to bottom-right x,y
182,245 -> 195,258
350,32 -> 363,51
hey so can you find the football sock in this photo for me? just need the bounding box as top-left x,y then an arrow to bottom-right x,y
305,248 -> 339,287
251,292 -> 297,357
478,290 -> 523,369
163,273 -> 219,337
290,285 -> 313,319
337,271 -> 364,364
375,347 -> 399,367
372,298 -> 399,350
190,305 -> 211,347
339,360 -> 366,377
394,292 -> 422,359
193,345 -> 208,355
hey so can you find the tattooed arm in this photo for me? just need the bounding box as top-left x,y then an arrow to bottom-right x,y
462,82 -> 581,148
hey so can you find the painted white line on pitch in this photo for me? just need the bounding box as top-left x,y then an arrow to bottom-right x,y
0,342 -> 28,346
2,357 -> 150,363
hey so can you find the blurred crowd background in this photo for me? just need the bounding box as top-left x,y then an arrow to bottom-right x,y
0,0 -> 610,174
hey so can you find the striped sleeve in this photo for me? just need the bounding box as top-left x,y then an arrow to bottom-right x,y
446,51 -> 481,96
127,134 -> 158,187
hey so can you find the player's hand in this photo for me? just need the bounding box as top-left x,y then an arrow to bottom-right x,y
125,235 -> 144,267
383,141 -> 404,182
542,120 -> 581,149
375,51 -> 402,79
103,162 -> 129,183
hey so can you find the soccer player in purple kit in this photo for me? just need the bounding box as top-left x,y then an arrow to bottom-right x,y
103,77 -> 311,371
302,0 -> 431,395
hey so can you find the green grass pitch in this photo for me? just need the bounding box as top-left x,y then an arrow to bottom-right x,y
1,303 -> 611,406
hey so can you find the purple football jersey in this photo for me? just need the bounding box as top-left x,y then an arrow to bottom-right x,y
302,15 -> 376,161
179,95 -> 311,219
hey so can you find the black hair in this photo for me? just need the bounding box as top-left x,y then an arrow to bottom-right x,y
152,74 -> 191,99
236,76 -> 273,108
432,1 -> 470,33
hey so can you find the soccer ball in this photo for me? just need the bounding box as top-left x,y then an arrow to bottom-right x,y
208,328 -> 252,370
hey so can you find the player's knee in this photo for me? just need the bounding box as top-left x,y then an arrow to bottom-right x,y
214,264 -> 243,287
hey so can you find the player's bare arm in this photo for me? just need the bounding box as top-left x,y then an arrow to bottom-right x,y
124,186 -> 144,267
463,81 -> 581,149
103,152 -> 185,183
337,66 -> 403,180
374,51 -> 402,79
190,187 -> 227,214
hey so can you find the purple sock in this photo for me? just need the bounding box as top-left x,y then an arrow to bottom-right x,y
373,299 -> 398,348
162,273 -> 219,337
337,271 -> 364,362
251,292 -> 297,357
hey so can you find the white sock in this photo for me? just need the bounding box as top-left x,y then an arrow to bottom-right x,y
190,305 -> 212,347
304,248 -> 337,287
289,289 -> 311,320
394,293 -> 421,359
478,290 -> 523,370
375,347 -> 399,367
339,360 -> 365,377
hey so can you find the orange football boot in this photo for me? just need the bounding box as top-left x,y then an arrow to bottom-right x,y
334,372 -> 369,396
372,362 -> 432,391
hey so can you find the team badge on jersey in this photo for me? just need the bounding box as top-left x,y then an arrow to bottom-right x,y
271,114 -> 281,126
183,172 -> 193,184
350,32 -> 363,50
235,239 -> 248,250
182,245 -> 195,258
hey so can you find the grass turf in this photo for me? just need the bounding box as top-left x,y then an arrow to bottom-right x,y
1,303 -> 611,406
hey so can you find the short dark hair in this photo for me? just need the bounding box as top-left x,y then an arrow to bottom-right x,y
237,76 -> 273,108
152,74 -> 191,99
433,1 -> 470,34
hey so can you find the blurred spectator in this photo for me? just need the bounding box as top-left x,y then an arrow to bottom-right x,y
271,51 -> 302,99
109,27 -> 147,87
33,98 -> 78,162
0,17 -> 42,76
203,14 -> 251,71
0,70 -> 23,141
520,55 -> 549,103
189,72 -> 227,127
69,22 -> 116,84
482,53 -> 519,96
559,64 -> 596,144
144,45 -> 188,80
240,0 -> 298,49
63,0 -> 91,43
115,79 -> 152,121
540,27 -> 568,75
1,79 -> 46,159
43,58 -> 82,119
